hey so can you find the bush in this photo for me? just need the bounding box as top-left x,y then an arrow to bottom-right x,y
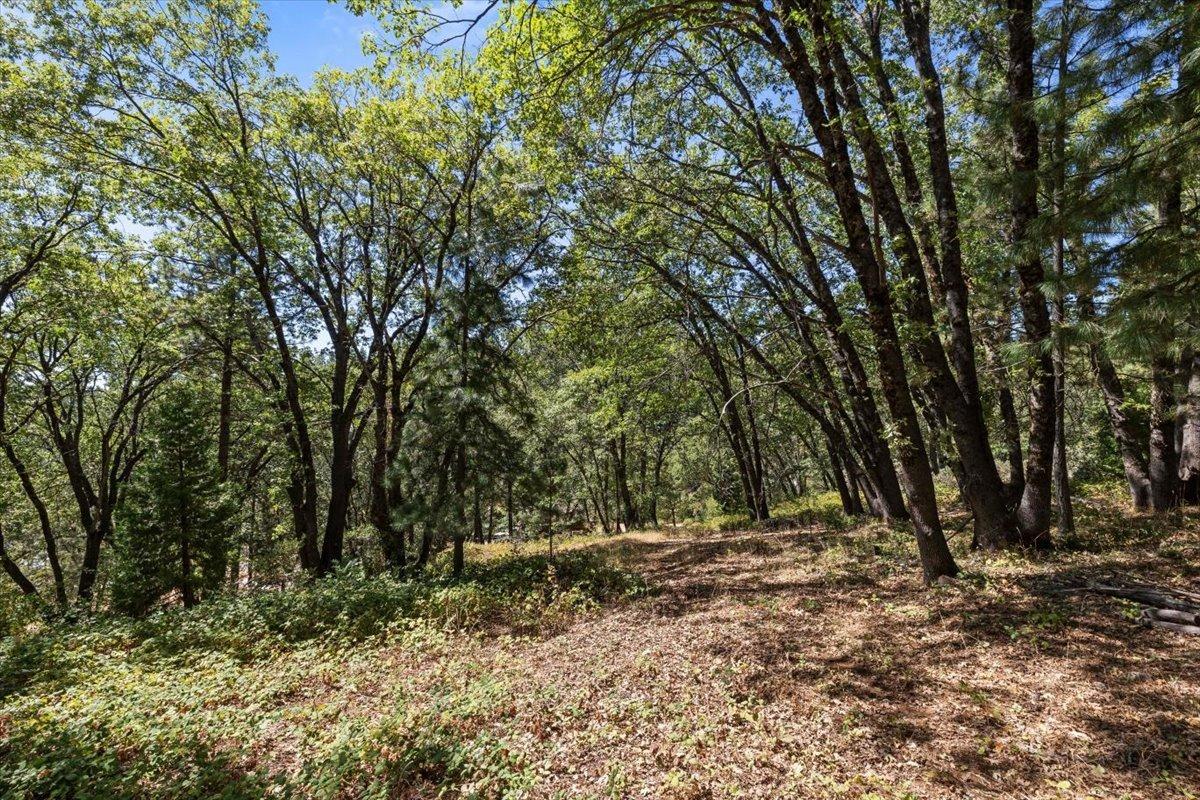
772,491 -> 851,530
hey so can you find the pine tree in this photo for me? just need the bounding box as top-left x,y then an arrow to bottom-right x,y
112,383 -> 233,615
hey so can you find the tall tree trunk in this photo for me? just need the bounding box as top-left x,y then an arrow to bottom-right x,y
251,257 -> 321,574
804,3 -> 1011,556
1171,10 -> 1199,503
1050,4 -> 1075,536
320,331 -> 363,575
736,344 -> 771,521
320,429 -> 353,574
610,434 -> 640,528
1008,0 -> 1055,547
371,357 -> 402,569
649,438 -> 667,527
720,61 -> 909,524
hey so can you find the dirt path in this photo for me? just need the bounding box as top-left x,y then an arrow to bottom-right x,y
467,523 -> 1200,799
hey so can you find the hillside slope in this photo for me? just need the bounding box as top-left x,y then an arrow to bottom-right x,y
3,498 -> 1199,799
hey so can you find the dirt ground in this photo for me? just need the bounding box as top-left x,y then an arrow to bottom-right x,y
434,502 -> 1200,799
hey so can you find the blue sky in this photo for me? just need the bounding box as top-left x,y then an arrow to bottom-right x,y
262,0 -> 499,83
263,0 -> 377,80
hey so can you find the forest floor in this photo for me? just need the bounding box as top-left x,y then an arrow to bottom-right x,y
435,495 -> 1200,800
3,490 -> 1200,799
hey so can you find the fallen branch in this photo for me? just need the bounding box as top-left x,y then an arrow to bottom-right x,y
1050,578 -> 1200,635
1058,584 -> 1200,613
1140,608 -> 1200,635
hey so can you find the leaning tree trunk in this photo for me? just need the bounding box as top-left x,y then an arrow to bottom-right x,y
827,442 -> 862,516
756,7 -> 957,581
809,5 -> 1014,555
0,523 -> 39,598
1078,282 -> 1153,508
0,422 -> 67,605
736,345 -> 771,521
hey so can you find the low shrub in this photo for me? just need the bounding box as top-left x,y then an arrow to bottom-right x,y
0,549 -> 647,799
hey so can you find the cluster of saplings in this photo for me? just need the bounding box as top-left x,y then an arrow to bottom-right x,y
1,0 -> 1199,619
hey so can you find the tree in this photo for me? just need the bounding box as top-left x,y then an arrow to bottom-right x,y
112,382 -> 234,614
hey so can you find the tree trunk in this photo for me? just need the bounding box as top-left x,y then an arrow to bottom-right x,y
507,476 -> 515,538
649,438 -> 667,527
416,523 -> 433,571
180,533 -> 195,608
370,351 -> 404,569
473,488 -> 484,543
753,8 -> 957,580
803,4 -> 1013,555
320,437 -> 353,574
1077,282 -> 1153,508
0,523 -> 39,598
217,333 -> 233,481
1008,0 -> 1055,548
251,258 -> 321,574
218,329 -> 237,590
0,431 -> 67,606
611,434 -> 640,528
827,442 -> 861,516
1150,355 -> 1180,511
77,514 -> 110,604
986,326 -> 1026,496
736,344 -> 771,521
1050,6 -> 1075,537
452,443 -> 467,577
1179,353 -> 1200,504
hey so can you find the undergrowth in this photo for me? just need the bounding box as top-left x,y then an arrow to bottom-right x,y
693,491 -> 850,533
0,549 -> 646,799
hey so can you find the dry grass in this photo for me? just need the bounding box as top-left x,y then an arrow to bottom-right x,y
443,497 -> 1200,798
